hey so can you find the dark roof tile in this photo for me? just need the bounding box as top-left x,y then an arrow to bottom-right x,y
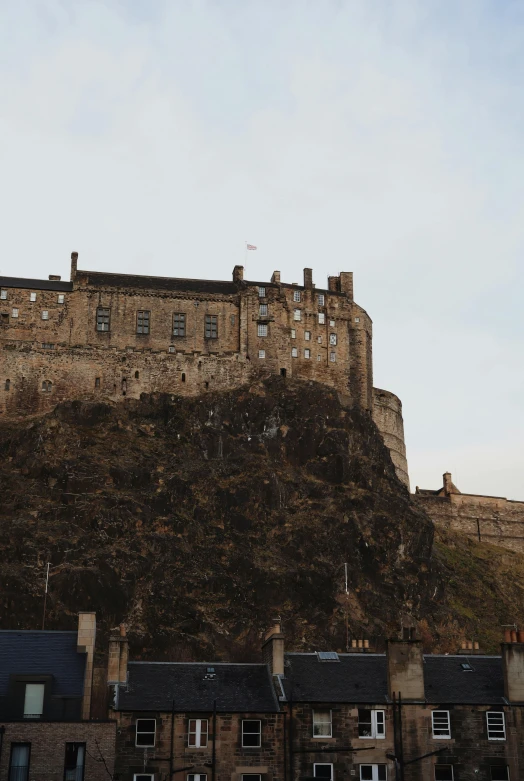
0,277 -> 73,292
0,631 -> 85,697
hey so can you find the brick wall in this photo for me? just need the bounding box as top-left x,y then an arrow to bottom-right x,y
0,721 -> 116,781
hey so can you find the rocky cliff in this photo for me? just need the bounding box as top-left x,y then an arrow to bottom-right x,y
0,377 -> 522,657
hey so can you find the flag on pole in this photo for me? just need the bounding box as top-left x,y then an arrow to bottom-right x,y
246,244 -> 257,250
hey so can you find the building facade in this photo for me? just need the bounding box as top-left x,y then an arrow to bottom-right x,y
0,254 -> 409,487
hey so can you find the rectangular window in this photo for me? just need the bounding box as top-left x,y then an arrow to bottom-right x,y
355,317 -> 360,323
136,718 -> 156,747
134,776 -> 154,781
58,294 -> 65,304
329,333 -> 337,345
360,767 -> 386,781
293,309 -> 301,321
293,290 -> 301,302
318,313 -> 325,324
41,310 -> 49,320
313,710 -> 332,738
432,711 -> 451,739
9,744 -> 30,781
258,324 -> 268,337
188,719 -> 208,748
259,304 -> 268,316
435,767 -> 454,781
490,770 -> 509,781
304,331 -> 311,340
23,683 -> 44,718
242,777 -> 261,781
317,336 -> 322,343
358,709 -> 385,739
231,314 -> 236,325
42,343 -> 55,349
329,352 -> 336,362
188,776 -> 207,781
318,294 -> 325,306
258,287 -> 266,298
64,743 -> 85,781
30,292 -> 36,302
96,307 -> 110,332
205,314 -> 218,339
259,350 -> 265,359
12,308 -> 19,318
313,765 -> 333,780
487,711 -> 506,740
137,310 -> 150,335
317,355 -> 322,361
0,289 -> 7,300
330,319 -> 335,326
291,329 -> 296,339
304,349 -> 311,359
173,313 -> 186,337
242,719 -> 261,747
291,347 -> 298,358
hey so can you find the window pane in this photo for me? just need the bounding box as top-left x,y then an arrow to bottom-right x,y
377,768 -> 387,781
294,309 -> 301,321
487,712 -> 505,740
258,324 -> 267,337
258,287 -> 265,297
205,315 -> 218,338
490,768 -> 509,781
24,683 -> 44,717
96,308 -> 110,331
432,711 -> 450,737
173,313 -> 186,336
318,294 -> 324,306
313,765 -> 332,780
259,304 -> 268,316
360,768 -> 373,781
65,743 -> 85,781
242,720 -> 261,746
435,767 -> 454,781
318,313 -> 325,324
313,711 -> 332,737
9,744 -> 30,781
137,311 -> 150,334
136,719 -> 156,747
294,290 -> 301,302
358,709 -> 372,737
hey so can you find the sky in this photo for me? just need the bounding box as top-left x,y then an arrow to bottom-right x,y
0,0 -> 523,498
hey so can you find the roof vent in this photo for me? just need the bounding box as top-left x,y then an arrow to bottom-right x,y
317,651 -> 340,662
204,666 -> 216,680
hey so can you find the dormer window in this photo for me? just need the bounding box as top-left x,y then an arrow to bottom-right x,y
23,682 -> 44,718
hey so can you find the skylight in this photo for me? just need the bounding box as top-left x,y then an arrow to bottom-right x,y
317,651 -> 340,662
460,662 -> 474,671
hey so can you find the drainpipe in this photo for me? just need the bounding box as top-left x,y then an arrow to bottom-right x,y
212,700 -> 217,781
288,692 -> 294,781
170,700 -> 175,780
283,711 -> 287,781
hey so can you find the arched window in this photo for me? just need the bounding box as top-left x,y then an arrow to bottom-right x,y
42,380 -> 52,392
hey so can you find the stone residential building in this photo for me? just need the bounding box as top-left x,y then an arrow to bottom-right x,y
0,612 -> 116,781
0,254 -> 409,487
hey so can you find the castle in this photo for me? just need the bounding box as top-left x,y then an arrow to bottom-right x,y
0,253 -> 409,486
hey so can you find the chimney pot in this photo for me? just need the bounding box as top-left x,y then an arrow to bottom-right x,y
511,630 -> 518,643
518,631 -> 524,643
504,629 -> 512,643
351,639 -> 357,649
363,639 -> 370,649
70,251 -> 78,281
473,641 -> 480,651
467,640 -> 473,650
461,641 -> 467,650
119,624 -> 126,637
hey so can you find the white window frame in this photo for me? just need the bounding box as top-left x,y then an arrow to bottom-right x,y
259,303 -> 268,316
57,294 -> 65,304
293,309 -> 301,321
304,349 -> 310,359
358,709 -> 385,739
304,331 -> 311,341
486,711 -> 506,741
257,324 -> 268,337
434,766 -> 454,781
317,355 -> 322,361
0,289 -> 7,300
23,682 -> 45,718
41,310 -> 49,320
330,319 -> 335,327
12,308 -> 19,318
312,710 -> 332,738
188,775 -> 207,781
318,294 -> 325,306
135,718 -> 156,747
355,317 -> 360,323
359,765 -> 387,781
431,710 -> 451,739
318,313 -> 325,324
291,328 -> 296,338
241,719 -> 261,748
258,287 -> 266,298
329,334 -> 337,346
293,290 -> 301,302
291,347 -> 298,358
313,764 -> 333,780
258,350 -> 265,359
30,292 -> 36,302
329,352 -> 336,362
188,718 -> 208,748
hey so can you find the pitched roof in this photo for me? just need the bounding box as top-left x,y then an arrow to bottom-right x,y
0,631 -> 86,697
0,277 -> 73,292
117,662 -> 279,713
80,271 -> 239,296
283,653 -> 506,705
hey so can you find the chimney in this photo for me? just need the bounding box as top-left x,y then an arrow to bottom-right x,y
303,268 -> 313,289
233,265 -> 244,283
443,472 -> 452,495
502,630 -> 524,702
70,251 -> 78,281
77,612 -> 96,719
387,630 -> 425,701
48,275 -> 61,281
107,624 -> 129,687
327,275 -> 340,292
271,271 -> 281,285
339,272 -> 353,300
262,619 -> 285,676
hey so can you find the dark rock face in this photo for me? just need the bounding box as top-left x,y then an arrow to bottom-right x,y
0,377 -> 436,658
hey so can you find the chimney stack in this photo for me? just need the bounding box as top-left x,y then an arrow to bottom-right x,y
327,275 -> 339,292
77,612 -> 96,719
387,628 -> 425,701
107,624 -> 129,687
262,619 -> 285,676
271,271 -> 281,285
339,271 -> 353,300
70,251 -> 78,281
502,628 -> 524,702
303,268 -> 313,289
233,265 -> 244,283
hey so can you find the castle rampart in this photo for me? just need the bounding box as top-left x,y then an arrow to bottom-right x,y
372,388 -> 410,488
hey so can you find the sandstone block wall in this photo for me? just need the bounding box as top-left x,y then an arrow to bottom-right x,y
372,388 -> 410,488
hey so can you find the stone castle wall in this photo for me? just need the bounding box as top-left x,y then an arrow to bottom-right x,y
372,387 -> 410,488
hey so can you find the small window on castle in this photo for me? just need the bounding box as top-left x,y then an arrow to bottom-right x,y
291,347 -> 298,358
259,304 -> 268,316
330,319 -> 335,327
293,290 -> 301,302
293,309 -> 301,321
205,315 -> 218,339
258,287 -> 266,298
30,292 -> 36,302
41,343 -> 55,349
329,334 -> 337,346
41,310 -> 49,320
317,336 -> 322,343
182,373 -> 186,383
258,324 -> 268,337
317,355 -> 322,362
57,294 -> 65,304
137,310 -> 150,335
304,331 -> 311,341
318,294 -> 325,306
258,350 -> 265,359
169,345 -> 175,353
42,380 -> 52,392
230,314 -> 236,325
173,313 -> 186,337
355,317 -> 360,323
96,307 -> 110,332
291,329 -> 296,339
12,308 -> 19,318
5,379 -> 10,391
318,313 -> 325,324
0,289 -> 7,300
304,349 -> 311,359
135,371 -> 139,379
329,352 -> 336,363
95,378 -> 101,388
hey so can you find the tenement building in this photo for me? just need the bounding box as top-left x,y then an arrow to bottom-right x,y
0,253 -> 409,486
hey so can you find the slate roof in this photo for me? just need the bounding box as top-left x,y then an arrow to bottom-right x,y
0,631 -> 86,697
283,653 -> 506,705
0,276 -> 73,292
118,662 -> 279,713
80,270 -> 239,296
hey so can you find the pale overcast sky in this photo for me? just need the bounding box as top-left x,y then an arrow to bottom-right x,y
1,0 -> 523,498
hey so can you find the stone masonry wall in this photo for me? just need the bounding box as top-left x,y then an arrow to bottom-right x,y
372,388 -> 410,489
